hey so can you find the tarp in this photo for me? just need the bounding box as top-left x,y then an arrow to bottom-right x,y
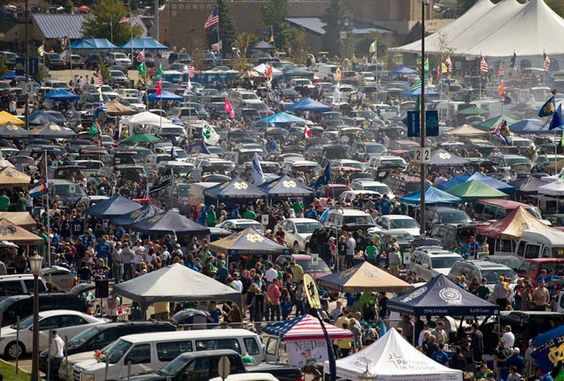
477,206 -> 553,239
114,263 -> 241,309
399,186 -> 462,205
256,112 -> 306,125
44,89 -> 80,101
104,100 -> 137,116
445,124 -> 489,137
317,262 -> 413,293
467,172 -> 515,193
31,123 -> 76,138
427,149 -> 468,166
86,195 -> 142,218
130,209 -> 210,235
437,175 -> 471,191
260,176 -> 314,198
446,180 -> 508,200
538,180 -> 564,196
327,328 -> 463,381
0,123 -> 30,137
120,38 -> 168,50
204,177 -> 267,200
147,91 -> 183,101
209,227 -> 291,256
70,38 -> 117,49
0,167 -> 31,186
0,218 -> 43,244
264,314 -> 353,341
0,212 -> 36,228
111,204 -> 163,226
0,111 -> 24,126
387,274 -> 499,316
28,111 -> 66,125
287,98 -> 332,113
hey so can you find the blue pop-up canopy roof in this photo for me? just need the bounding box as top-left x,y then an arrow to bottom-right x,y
204,177 -> 267,200
391,66 -> 417,75
120,38 -> 168,50
468,172 -> 515,194
387,274 -> 500,316
399,186 -> 462,205
44,89 -> 80,101
70,38 -> 117,50
111,204 -> 163,226
147,91 -> 183,102
260,175 -> 313,198
28,110 -> 66,125
131,209 -> 209,235
437,175 -> 470,191
256,112 -> 306,125
287,98 -> 332,113
86,195 -> 142,218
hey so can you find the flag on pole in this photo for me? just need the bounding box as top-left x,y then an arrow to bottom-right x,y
136,50 -> 145,63
440,63 -> 448,74
224,98 -> 235,119
88,123 -> 100,137
37,44 -> 45,57
200,139 -> 211,154
137,62 -> 147,78
510,52 -> 517,68
304,125 -> 312,140
119,17 -> 130,24
202,124 -> 220,145
156,63 -> 163,80
155,80 -> 162,96
369,40 -> 377,55
188,64 -> 196,78
265,65 -> 273,80
252,152 -> 265,186
498,82 -> 506,102
497,63 -> 505,78
544,52 -> 551,71
549,104 -> 563,130
312,163 -> 332,188
265,26 -> 275,44
480,56 -> 489,74
204,7 -> 219,29
538,96 -> 556,118
444,56 -> 452,72
30,179 -> 48,198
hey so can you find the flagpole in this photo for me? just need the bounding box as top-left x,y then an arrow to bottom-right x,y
44,149 -> 51,267
216,6 -> 221,59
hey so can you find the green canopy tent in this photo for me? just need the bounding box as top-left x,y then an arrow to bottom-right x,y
458,105 -> 488,116
446,180 -> 509,200
120,133 -> 161,145
475,115 -> 518,131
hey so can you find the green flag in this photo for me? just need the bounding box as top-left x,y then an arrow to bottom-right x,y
156,63 -> 163,80
137,62 -> 147,78
88,123 -> 99,137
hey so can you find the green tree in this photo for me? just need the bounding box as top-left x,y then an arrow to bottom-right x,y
0,57 -> 8,79
207,0 -> 237,55
82,0 -> 143,46
98,58 -> 110,83
322,0 -> 351,56
261,0 -> 295,49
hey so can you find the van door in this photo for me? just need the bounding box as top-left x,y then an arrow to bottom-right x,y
264,336 -> 280,362
120,344 -> 152,379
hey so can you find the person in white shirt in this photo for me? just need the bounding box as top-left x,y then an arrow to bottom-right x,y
502,325 -> 515,349
230,273 -> 243,293
49,330 -> 65,378
265,263 -> 278,285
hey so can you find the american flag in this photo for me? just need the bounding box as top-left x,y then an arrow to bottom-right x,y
119,17 -> 130,24
480,56 -> 489,74
188,64 -> 196,78
497,63 -> 505,78
544,52 -> 551,71
263,314 -> 353,340
95,73 -> 103,86
204,7 -> 219,29
444,56 -> 452,73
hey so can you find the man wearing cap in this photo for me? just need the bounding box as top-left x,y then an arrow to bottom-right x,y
506,347 -> 525,375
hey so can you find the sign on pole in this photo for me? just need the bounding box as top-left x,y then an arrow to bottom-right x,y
406,110 -> 440,137
414,147 -> 431,163
218,356 -> 231,381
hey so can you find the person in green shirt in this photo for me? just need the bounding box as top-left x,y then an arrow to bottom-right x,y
16,192 -> 27,212
243,206 -> 256,220
0,191 -> 10,211
292,199 -> 304,217
206,205 -> 217,227
365,242 -> 377,265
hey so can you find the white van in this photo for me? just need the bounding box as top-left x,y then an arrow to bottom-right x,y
0,274 -> 48,298
65,329 -> 264,381
515,229 -> 564,259
408,247 -> 463,282
323,207 -> 374,228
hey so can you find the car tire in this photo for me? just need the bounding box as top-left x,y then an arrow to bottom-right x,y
305,243 -> 311,255
5,341 -> 25,360
293,242 -> 300,254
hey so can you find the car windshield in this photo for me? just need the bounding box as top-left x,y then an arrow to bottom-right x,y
504,157 -> 530,166
158,355 -> 189,376
382,158 -> 405,167
365,185 -> 390,194
365,144 -> 385,154
482,269 -> 518,283
12,314 -> 35,329
440,210 -> 471,224
389,219 -> 418,229
431,256 -> 461,269
295,222 -> 322,234
104,339 -> 132,364
298,258 -> 331,273
68,327 -> 100,347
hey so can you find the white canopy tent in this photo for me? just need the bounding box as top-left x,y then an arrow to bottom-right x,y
254,63 -> 283,77
122,111 -> 177,128
392,0 -> 564,59
538,180 -> 564,196
325,328 -> 462,381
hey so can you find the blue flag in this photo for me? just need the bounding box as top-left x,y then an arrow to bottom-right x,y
312,163 -> 331,188
549,104 -> 563,130
538,96 -> 555,118
252,152 -> 265,186
200,139 -> 211,154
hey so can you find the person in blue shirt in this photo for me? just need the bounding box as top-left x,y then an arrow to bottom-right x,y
231,204 -> 241,219
380,195 -> 392,215
304,204 -> 318,220
80,229 -> 95,248
430,343 -> 449,365
95,236 -> 111,265
461,235 -> 480,260
506,347 -> 525,375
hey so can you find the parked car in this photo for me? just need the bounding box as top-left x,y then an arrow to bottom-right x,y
0,293 -> 86,327
409,247 -> 463,282
274,218 -> 322,253
44,53 -> 66,70
375,215 -> 420,237
215,219 -> 265,233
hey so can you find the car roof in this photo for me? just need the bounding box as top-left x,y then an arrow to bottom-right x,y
464,260 -> 512,270
121,328 -> 256,343
38,309 -> 89,318
382,215 -> 414,220
329,208 -> 370,216
283,218 -> 320,223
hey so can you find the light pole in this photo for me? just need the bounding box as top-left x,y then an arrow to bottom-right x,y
29,253 -> 42,381
419,0 -> 429,237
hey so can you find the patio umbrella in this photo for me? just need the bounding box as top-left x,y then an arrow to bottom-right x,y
120,133 -> 160,145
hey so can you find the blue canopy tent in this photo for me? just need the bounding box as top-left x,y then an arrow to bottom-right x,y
468,172 -> 515,194
111,204 -> 163,226
437,175 -> 470,191
204,177 -> 267,204
399,186 -> 462,205
509,118 -> 557,134
402,87 -> 440,98
260,175 -> 314,198
387,274 -> 500,316
70,38 -> 117,50
286,98 -> 332,113
131,209 -> 209,235
147,91 -> 183,102
86,195 -> 142,218
391,66 -> 417,75
28,110 -> 66,125
120,38 -> 168,50
256,112 -> 306,126
1,71 -> 20,80
44,89 -> 80,101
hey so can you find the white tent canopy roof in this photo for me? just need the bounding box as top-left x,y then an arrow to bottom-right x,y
393,0 -> 564,58
123,111 -> 177,127
325,328 -> 462,381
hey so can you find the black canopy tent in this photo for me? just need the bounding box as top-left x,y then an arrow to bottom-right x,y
130,209 -> 209,235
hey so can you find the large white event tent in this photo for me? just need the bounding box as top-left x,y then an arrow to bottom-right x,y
325,328 -> 462,381
392,0 -> 564,61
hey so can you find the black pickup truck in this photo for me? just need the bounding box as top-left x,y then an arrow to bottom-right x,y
127,349 -> 303,381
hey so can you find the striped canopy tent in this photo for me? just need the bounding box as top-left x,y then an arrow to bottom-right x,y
264,314 -> 353,341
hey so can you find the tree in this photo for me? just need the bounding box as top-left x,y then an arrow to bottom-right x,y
261,0 -> 295,49
207,0 -> 237,55
322,0 -> 351,56
0,57 -> 8,79
82,0 -> 143,46
98,57 -> 110,82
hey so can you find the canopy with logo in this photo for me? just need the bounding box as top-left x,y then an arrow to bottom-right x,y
86,195 -> 142,218
0,218 -> 43,245
31,123 -> 76,138
445,124 -> 489,138
0,167 -> 31,187
204,177 -> 267,201
387,274 -> 499,316
260,175 -> 314,198
446,180 -> 509,200
209,227 -> 291,256
468,172 -> 515,193
326,328 -> 463,381
111,204 -> 163,226
0,123 -> 31,137
130,209 -> 209,235
317,261 -> 413,293
427,149 -> 469,166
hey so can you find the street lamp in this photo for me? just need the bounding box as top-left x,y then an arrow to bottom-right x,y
29,253 -> 42,381
419,0 -> 429,236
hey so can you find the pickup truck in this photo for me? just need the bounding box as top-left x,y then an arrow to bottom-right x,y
127,349 -> 303,381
